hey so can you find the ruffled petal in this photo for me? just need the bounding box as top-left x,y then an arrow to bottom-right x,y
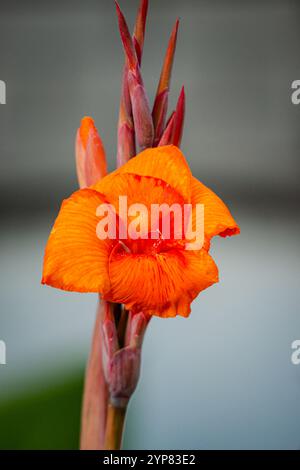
191,176 -> 240,243
106,246 -> 218,317
93,145 -> 192,202
42,188 -> 114,293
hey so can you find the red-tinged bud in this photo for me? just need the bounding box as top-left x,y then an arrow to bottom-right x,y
121,65 -> 132,116
125,311 -> 150,348
152,19 -> 179,143
117,70 -> 136,167
116,1 -> 149,166
172,86 -> 185,147
75,117 -> 107,188
152,89 -> 169,146
158,111 -> 176,146
156,19 -> 179,93
128,70 -> 154,149
158,87 -> 185,148
133,0 -> 148,65
102,307 -> 150,408
107,347 -> 141,408
117,121 -> 136,167
115,2 -> 154,150
115,2 -> 137,71
102,305 -> 119,363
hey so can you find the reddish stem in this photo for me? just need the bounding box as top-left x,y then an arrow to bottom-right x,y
80,297 -> 109,449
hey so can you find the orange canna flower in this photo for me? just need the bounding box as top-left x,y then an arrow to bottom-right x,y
42,1 -> 241,450
42,145 -> 239,318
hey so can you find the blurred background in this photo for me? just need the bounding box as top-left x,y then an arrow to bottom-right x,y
0,0 -> 300,449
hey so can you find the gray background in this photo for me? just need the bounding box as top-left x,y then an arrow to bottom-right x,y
0,0 -> 299,449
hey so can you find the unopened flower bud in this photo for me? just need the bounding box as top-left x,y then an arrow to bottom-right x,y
102,307 -> 150,408
75,116 -> 107,188
128,71 -> 154,150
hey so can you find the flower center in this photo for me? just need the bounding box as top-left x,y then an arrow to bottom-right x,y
114,232 -> 184,257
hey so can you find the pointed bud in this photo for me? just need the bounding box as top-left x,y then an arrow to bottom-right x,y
117,68 -> 136,167
133,0 -> 148,65
125,311 -> 150,348
158,87 -> 185,147
115,1 -> 137,71
152,89 -> 169,146
152,19 -> 179,144
128,70 -> 154,150
116,1 -> 149,166
75,117 -> 107,188
158,111 -> 176,146
172,86 -> 185,147
115,2 -> 153,150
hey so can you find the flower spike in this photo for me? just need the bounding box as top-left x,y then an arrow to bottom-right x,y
152,19 -> 179,144
42,2 -> 240,451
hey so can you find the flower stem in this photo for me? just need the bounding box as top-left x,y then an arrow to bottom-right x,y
104,403 -> 127,450
80,298 -> 108,449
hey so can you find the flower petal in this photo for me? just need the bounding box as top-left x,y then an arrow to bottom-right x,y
94,145 -> 192,202
107,247 -> 218,317
42,188 -> 113,293
191,176 -> 240,242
